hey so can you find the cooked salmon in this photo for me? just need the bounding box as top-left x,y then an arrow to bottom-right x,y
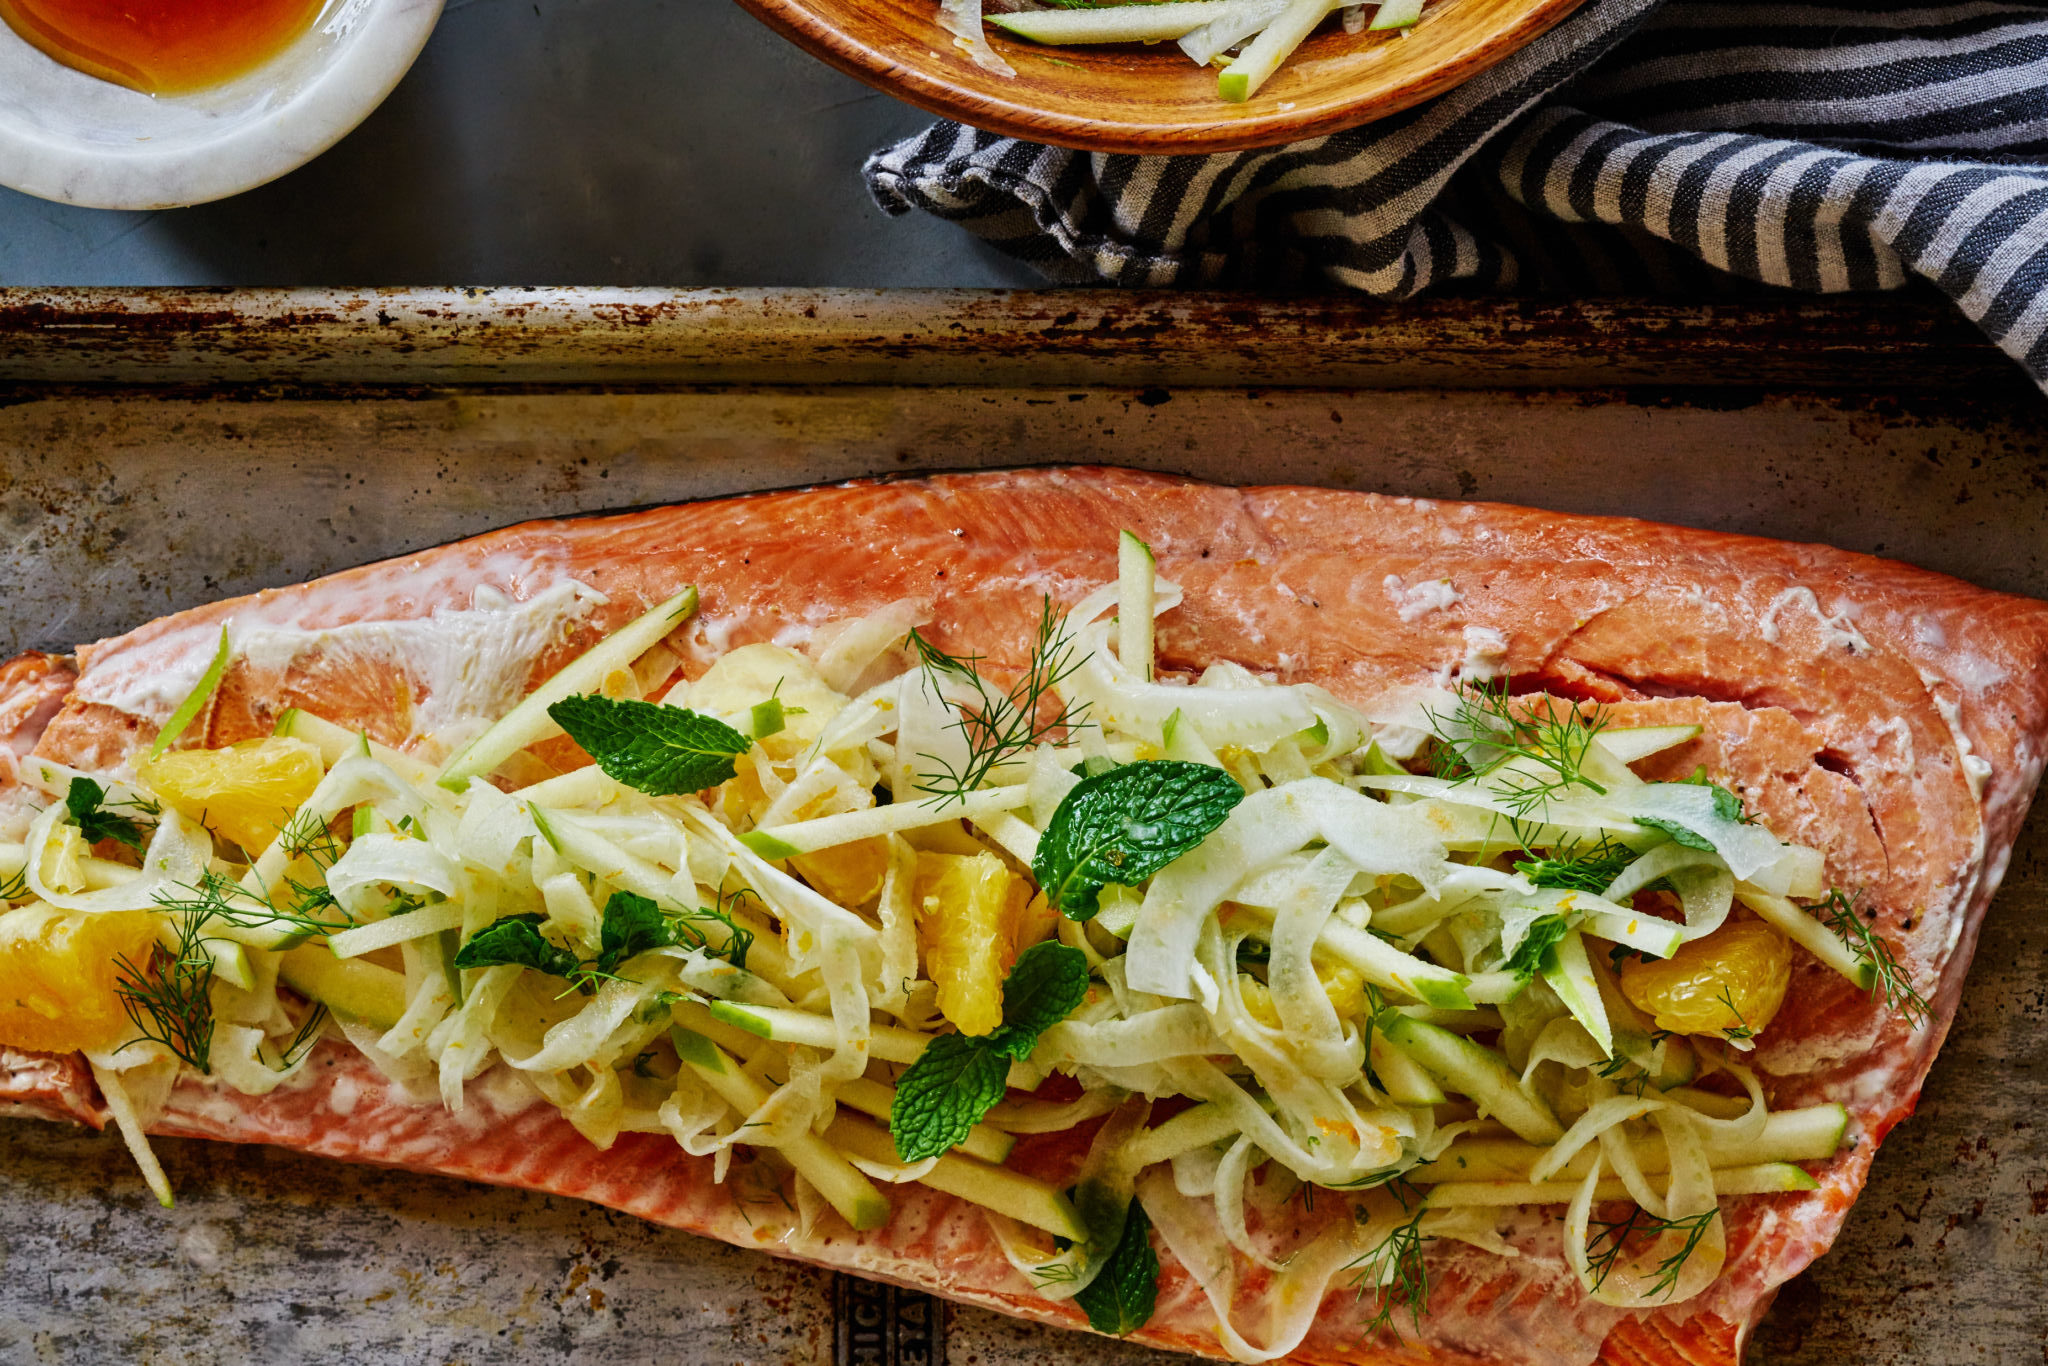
5,467 -> 2046,1366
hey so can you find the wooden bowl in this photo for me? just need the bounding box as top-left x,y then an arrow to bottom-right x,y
733,0 -> 1587,154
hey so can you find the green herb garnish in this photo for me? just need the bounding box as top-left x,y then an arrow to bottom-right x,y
1585,1206 -> 1719,1299
1032,760 -> 1244,920
280,1004 -> 330,1068
453,913 -> 582,977
158,868 -> 353,940
1428,678 -> 1608,824
1636,816 -> 1716,852
1817,889 -> 1929,1027
548,694 -> 753,796
1503,912 -> 1573,980
908,597 -> 1087,806
592,890 -> 680,978
114,913 -> 218,1072
1073,1202 -> 1159,1335
454,890 -> 752,986
1678,767 -> 1751,823
1515,837 -> 1636,894
1349,1186 -> 1433,1336
888,1034 -> 1010,1162
1715,986 -> 1756,1042
278,807 -> 344,866
65,777 -> 152,854
591,889 -> 753,977
889,942 -> 1089,1160
1594,1049 -> 1653,1099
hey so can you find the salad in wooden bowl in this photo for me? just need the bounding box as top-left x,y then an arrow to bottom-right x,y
734,0 -> 1588,152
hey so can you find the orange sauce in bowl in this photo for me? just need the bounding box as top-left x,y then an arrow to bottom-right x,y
0,0 -> 327,95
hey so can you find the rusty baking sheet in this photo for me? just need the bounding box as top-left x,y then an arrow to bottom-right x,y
0,288 -> 2042,1366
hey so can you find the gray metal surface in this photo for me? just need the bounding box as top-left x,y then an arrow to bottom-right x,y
0,290 -> 2043,1366
0,0 -> 1036,288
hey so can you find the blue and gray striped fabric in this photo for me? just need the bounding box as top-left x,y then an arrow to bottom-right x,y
864,0 -> 2048,385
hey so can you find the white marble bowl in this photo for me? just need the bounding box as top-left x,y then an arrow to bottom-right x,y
0,0 -> 443,209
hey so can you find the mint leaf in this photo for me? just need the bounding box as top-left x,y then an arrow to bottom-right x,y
1033,760 -> 1244,920
1677,767 -> 1746,823
890,945 -> 1088,1158
989,942 -> 1089,1060
592,890 -> 676,978
548,694 -> 752,796
67,777 -> 148,854
453,914 -> 581,977
889,1033 -> 1009,1161
1637,815 -> 1715,852
1505,913 -> 1573,979
1073,1203 -> 1159,1335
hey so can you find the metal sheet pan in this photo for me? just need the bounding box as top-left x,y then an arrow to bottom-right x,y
1,288 -> 2042,1366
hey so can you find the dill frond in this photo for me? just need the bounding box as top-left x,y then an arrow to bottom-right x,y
1817,889 -> 1930,1027
1585,1206 -> 1719,1300
278,808 -> 344,867
1348,1194 -> 1433,1336
114,914 -> 218,1072
280,1004 -> 330,1068
908,597 -> 1089,806
673,888 -> 758,970
1515,836 -> 1637,894
1715,987 -> 1756,1042
157,869 -> 353,939
1426,678 -> 1609,829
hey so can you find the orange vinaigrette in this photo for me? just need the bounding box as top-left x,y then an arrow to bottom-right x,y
0,0 -> 327,96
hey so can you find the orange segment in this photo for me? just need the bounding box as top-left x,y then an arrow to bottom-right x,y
914,850 -> 1035,1037
1620,919 -> 1791,1039
792,839 -> 890,910
138,736 -> 324,855
0,905 -> 159,1053
1236,957 -> 1368,1028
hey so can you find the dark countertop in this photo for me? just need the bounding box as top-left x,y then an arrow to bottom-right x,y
0,0 -> 1044,288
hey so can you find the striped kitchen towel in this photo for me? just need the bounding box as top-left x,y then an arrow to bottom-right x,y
864,0 -> 2048,386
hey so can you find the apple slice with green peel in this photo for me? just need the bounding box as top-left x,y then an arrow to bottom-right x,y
278,944 -> 407,1029
1369,0 -> 1422,28
274,707 -> 435,783
1406,1103 -> 1847,1183
1378,1011 -> 1563,1144
991,0 -> 1264,44
1419,1161 -> 1819,1207
740,783 -> 1030,859
673,1028 -> 893,1232
703,1000 -> 1039,1089
1542,927 -> 1613,1054
1737,888 -> 1878,990
826,1114 -> 1086,1241
1218,0 -> 1333,100
1118,530 -> 1156,683
437,586 -> 698,792
1369,1030 -> 1446,1106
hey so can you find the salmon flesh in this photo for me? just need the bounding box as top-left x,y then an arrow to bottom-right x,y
5,468 -> 2046,1366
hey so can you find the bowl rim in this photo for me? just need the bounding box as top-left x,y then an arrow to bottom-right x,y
0,0 -> 446,211
735,0 -> 1588,155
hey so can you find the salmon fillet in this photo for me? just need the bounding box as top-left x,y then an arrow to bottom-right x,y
5,466 -> 2046,1366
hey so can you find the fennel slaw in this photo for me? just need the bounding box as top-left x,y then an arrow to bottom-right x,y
0,534 -> 1922,1356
